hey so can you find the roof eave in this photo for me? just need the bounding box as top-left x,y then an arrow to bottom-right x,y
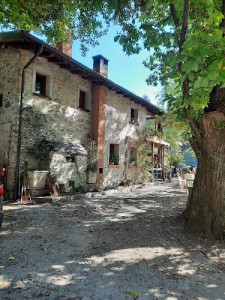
0,30 -> 163,116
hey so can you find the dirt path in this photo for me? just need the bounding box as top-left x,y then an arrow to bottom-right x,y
1,182 -> 225,300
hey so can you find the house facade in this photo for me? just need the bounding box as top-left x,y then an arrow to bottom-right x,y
0,31 -> 163,199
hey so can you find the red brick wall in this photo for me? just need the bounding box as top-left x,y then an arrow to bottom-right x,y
91,84 -> 106,183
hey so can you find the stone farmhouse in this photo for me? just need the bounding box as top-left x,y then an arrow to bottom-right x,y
0,31 -> 165,199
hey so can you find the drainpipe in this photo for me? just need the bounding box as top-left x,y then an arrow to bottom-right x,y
14,45 -> 43,200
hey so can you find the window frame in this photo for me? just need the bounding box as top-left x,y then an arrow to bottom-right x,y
109,144 -> 119,166
131,108 -> 138,124
35,73 -> 47,96
78,90 -> 86,110
77,85 -> 91,112
33,68 -> 52,99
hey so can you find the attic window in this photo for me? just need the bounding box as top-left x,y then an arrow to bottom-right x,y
131,108 -> 138,124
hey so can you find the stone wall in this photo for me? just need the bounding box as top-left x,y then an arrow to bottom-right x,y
102,90 -> 147,188
0,48 -> 93,197
21,52 -> 92,192
0,47 -> 21,196
0,46 -> 151,197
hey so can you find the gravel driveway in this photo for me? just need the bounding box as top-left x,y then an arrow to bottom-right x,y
1,182 -> 225,300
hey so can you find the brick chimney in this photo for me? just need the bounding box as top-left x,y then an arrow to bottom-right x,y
93,55 -> 109,78
56,41 -> 72,57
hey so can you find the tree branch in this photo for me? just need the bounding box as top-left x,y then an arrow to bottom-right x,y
221,0 -> 225,29
183,76 -> 203,147
180,0 -> 190,50
184,108 -> 203,147
170,3 -> 180,27
170,1 -> 203,148
169,2 -> 181,47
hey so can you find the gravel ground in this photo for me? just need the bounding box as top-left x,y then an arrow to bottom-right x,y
1,181 -> 225,300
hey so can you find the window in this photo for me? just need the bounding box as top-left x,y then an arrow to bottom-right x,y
131,108 -> 138,124
109,144 -> 119,165
77,87 -> 91,111
66,156 -> 74,163
35,73 -> 47,96
157,122 -> 163,133
33,69 -> 51,98
129,147 -> 137,166
79,90 -> 86,109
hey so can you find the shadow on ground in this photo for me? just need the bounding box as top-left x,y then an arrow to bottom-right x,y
1,183 -> 225,299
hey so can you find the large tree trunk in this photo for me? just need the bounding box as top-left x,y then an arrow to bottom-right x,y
182,110 -> 225,239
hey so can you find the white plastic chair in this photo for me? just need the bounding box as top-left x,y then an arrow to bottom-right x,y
184,174 -> 195,193
178,175 -> 186,191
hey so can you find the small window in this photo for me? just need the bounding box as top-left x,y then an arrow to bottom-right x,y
79,90 -> 86,109
109,144 -> 119,165
33,69 -> 51,98
0,94 -> 3,107
35,73 -> 47,96
66,156 -> 74,163
129,147 -> 137,166
77,86 -> 91,111
131,108 -> 138,124
157,122 -> 163,133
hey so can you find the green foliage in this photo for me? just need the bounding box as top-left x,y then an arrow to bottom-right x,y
122,290 -> 139,299
75,184 -> 85,193
87,161 -> 97,172
26,138 -> 58,164
22,106 -> 59,166
109,154 -> 119,164
146,118 -> 163,138
210,117 -> 225,128
102,0 -> 225,122
0,0 -> 107,54
156,113 -> 191,167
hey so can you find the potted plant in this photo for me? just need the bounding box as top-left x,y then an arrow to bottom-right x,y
86,161 -> 97,184
109,155 -> 115,165
129,158 -> 137,166
87,162 -> 97,172
113,154 -> 119,165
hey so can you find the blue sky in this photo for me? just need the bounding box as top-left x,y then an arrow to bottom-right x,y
73,25 -> 161,105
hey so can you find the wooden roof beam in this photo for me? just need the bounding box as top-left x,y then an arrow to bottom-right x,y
60,63 -> 71,69
70,69 -> 84,75
116,91 -> 125,95
40,51 -> 53,58
82,75 -> 95,80
47,57 -> 64,63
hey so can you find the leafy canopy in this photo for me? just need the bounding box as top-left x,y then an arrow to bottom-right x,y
0,0 -> 109,54
109,0 -> 225,118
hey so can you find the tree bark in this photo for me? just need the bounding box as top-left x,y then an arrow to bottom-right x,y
182,109 -> 225,239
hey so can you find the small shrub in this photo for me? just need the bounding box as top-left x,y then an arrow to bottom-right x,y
87,162 -> 97,172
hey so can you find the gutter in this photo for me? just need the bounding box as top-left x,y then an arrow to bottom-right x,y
14,45 -> 43,200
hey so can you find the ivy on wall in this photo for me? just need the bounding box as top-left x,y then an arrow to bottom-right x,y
22,106 -> 59,168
